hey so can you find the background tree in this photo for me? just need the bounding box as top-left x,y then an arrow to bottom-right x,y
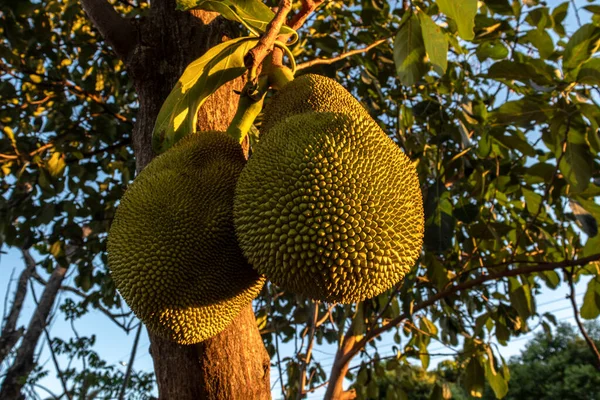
481,321 -> 600,400
1,0 -> 600,399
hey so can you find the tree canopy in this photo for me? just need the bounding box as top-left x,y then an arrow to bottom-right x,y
1,0 -> 600,399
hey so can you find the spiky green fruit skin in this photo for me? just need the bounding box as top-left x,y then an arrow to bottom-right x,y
261,74 -> 369,133
234,113 -> 424,303
108,132 -> 265,344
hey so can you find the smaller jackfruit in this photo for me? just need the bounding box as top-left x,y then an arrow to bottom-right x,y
234,112 -> 424,304
108,132 -> 264,345
260,74 -> 370,133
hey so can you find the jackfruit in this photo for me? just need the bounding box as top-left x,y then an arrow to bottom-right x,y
234,112 -> 424,303
108,131 -> 265,344
261,74 -> 370,133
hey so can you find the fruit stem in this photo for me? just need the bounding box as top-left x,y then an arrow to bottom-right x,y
226,76 -> 269,143
268,66 -> 295,91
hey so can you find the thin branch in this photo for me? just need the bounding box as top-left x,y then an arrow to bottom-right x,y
30,280 -> 73,400
297,39 -> 388,70
0,249 -> 36,365
297,301 -> 319,399
244,0 -> 293,80
288,0 -> 325,31
570,0 -> 582,27
567,271 -> 600,371
79,0 -> 137,60
358,254 -> 600,355
118,323 -> 143,400
0,265 -> 68,400
324,253 -> 600,399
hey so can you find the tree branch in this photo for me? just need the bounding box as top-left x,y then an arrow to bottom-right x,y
118,323 -> 143,400
324,253 -> 600,399
79,0 -> 137,61
288,0 -> 325,31
297,39 -> 388,70
0,264 -> 68,400
0,249 -> 36,365
244,0 -> 293,80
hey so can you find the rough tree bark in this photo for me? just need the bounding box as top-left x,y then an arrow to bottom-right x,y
80,0 -> 271,398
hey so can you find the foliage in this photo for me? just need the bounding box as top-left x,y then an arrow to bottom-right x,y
481,322 -> 600,400
1,0 -> 600,398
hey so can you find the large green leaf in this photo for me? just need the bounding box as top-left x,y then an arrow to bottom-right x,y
577,58 -> 600,85
491,97 -> 550,127
152,37 -> 258,153
176,0 -> 297,40
464,357 -> 486,397
436,0 -> 477,40
524,28 -> 554,59
563,24 -> 600,73
559,142 -> 592,193
393,14 -> 427,86
418,12 -> 448,76
484,351 -> 509,399
580,277 -> 600,319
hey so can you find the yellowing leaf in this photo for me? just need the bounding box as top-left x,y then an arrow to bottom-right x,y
47,151 -> 66,177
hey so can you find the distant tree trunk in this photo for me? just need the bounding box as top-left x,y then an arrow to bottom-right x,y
81,0 -> 271,398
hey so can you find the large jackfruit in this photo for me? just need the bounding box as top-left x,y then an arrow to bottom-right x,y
234,112 -> 424,303
261,74 -> 370,133
108,132 -> 265,344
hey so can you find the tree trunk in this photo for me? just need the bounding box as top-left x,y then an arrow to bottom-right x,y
110,1 -> 271,398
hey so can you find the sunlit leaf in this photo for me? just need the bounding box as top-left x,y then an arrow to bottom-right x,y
436,0 -> 477,40
152,37 -> 258,153
418,12 -> 448,76
393,14 -> 427,86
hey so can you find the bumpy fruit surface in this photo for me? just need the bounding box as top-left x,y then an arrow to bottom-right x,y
108,132 -> 264,344
234,112 -> 424,303
261,74 -> 370,133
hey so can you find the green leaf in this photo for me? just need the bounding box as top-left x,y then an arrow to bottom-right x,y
559,142 -> 592,193
491,97 -> 549,127
569,200 -> 598,237
580,277 -> 600,319
487,59 -> 553,85
524,29 -> 554,59
176,0 -> 297,40
563,24 -> 600,71
484,352 -> 509,399
393,14 -> 427,86
476,41 -> 509,61
577,58 -> 600,85
464,357 -> 486,397
436,0 -> 477,40
509,278 -> 535,320
522,188 -> 542,215
418,12 -> 448,76
152,37 -> 258,153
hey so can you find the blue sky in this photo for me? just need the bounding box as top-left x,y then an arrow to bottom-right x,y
0,1 -> 598,399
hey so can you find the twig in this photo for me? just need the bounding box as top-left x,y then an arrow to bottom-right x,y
297,301 -> 319,399
288,0 -> 325,31
567,271 -> 600,371
0,249 -> 36,365
570,0 -> 582,27
244,0 -> 293,80
0,263 -> 68,400
324,252 -> 600,399
29,280 -> 73,400
118,323 -> 143,400
297,39 -> 388,70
